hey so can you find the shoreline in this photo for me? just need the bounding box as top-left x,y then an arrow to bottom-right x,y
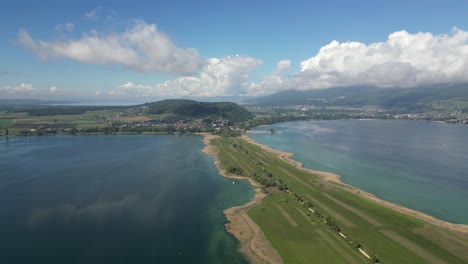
202,135 -> 283,264
240,135 -> 468,237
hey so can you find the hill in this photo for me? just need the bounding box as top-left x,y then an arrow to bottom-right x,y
246,83 -> 468,113
141,99 -> 254,121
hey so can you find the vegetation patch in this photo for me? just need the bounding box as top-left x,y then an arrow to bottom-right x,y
211,136 -> 468,264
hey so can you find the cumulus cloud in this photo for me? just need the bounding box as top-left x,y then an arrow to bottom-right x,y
295,27 -> 468,89
248,59 -> 291,96
0,83 -> 37,95
54,23 -> 74,32
111,55 -> 263,97
17,20 -> 202,74
49,86 -> 64,94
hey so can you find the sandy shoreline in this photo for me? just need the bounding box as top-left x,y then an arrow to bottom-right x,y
241,135 -> 468,237
202,135 -> 283,264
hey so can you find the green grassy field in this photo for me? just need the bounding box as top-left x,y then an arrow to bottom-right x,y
0,110 -> 117,132
211,137 -> 468,264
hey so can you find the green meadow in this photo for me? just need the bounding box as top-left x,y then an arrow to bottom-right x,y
211,137 -> 468,264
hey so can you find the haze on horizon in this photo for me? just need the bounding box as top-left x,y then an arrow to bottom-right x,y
1,0 -> 468,104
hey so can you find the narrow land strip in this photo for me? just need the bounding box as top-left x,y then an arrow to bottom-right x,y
241,135 -> 468,237
203,135 -> 283,264
207,135 -> 468,263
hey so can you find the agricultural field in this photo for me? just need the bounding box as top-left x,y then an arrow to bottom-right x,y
211,137 -> 468,264
0,109 -> 146,134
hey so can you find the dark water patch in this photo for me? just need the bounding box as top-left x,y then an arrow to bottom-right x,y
0,135 -> 252,264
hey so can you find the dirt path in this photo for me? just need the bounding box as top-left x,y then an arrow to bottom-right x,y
203,135 -> 283,264
322,193 -> 382,226
305,194 -> 356,228
315,229 -> 361,264
273,202 -> 298,227
380,230 -> 447,264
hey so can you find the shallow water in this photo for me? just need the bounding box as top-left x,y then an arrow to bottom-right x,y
251,119 -> 468,224
0,135 -> 253,264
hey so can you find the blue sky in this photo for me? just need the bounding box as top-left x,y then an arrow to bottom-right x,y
1,0 -> 468,102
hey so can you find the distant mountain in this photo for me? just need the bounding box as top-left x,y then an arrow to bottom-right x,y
141,99 -> 255,121
246,84 -> 468,113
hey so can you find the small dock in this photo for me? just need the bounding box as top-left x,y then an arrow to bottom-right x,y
246,129 -> 275,134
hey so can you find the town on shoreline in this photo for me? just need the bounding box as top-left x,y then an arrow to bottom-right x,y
1,105 -> 467,137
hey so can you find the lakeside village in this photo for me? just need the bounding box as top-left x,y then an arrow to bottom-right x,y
267,105 -> 468,124
0,118 -> 248,137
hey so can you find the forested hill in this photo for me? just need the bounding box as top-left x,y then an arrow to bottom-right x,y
141,99 -> 254,121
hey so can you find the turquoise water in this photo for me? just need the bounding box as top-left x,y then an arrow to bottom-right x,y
0,135 -> 253,264
251,120 -> 468,224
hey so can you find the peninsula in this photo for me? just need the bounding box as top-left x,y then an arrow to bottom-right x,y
203,134 -> 468,263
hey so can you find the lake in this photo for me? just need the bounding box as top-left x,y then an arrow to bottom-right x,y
0,135 -> 253,264
251,119 -> 468,224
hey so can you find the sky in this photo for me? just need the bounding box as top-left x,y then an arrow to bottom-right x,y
1,0 -> 468,103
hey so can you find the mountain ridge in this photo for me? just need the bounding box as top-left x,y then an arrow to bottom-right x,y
245,83 -> 468,113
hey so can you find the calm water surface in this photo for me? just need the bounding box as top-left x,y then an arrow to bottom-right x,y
252,120 -> 468,224
0,135 -> 252,264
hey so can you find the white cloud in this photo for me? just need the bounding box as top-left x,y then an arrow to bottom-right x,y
17,20 -> 202,75
84,9 -> 98,20
112,55 -> 262,97
276,60 -> 291,73
49,86 -> 64,94
248,59 -> 291,96
54,23 -> 74,32
84,7 -> 117,21
0,83 -> 37,95
295,27 -> 468,89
